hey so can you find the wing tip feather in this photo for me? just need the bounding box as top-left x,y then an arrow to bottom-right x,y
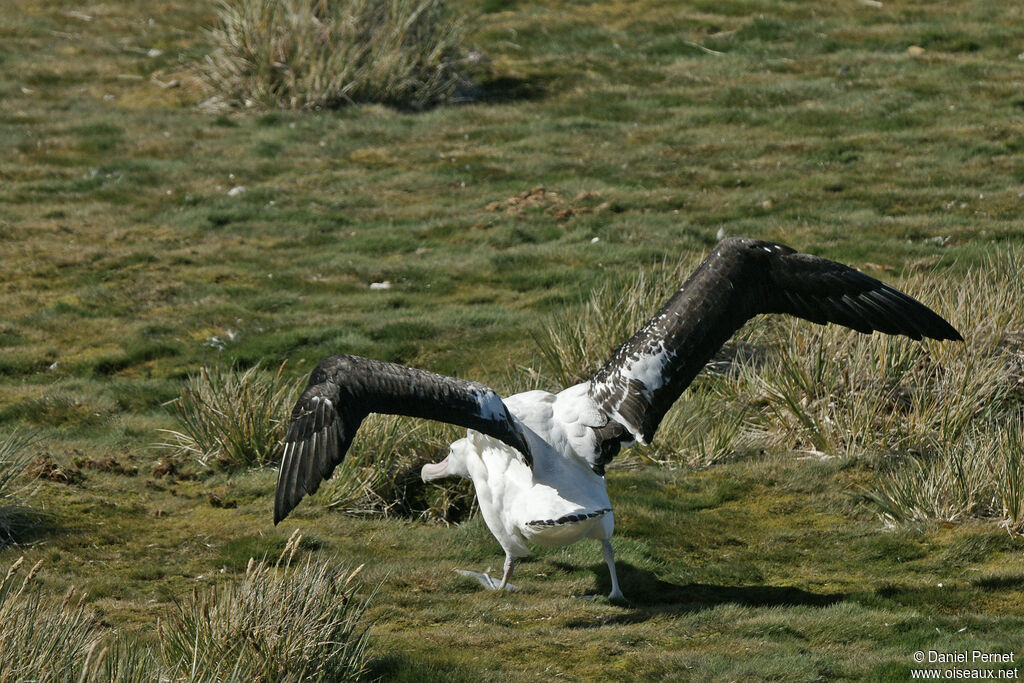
273,384 -> 349,525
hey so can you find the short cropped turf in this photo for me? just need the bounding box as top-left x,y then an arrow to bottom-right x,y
2,0 -> 1024,679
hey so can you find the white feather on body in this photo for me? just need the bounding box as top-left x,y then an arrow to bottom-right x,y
457,383 -> 614,559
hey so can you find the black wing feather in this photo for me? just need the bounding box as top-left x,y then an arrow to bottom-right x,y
589,238 -> 962,447
273,355 -> 531,524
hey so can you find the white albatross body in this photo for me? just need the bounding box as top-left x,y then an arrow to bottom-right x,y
428,383 -> 622,596
273,238 -> 963,601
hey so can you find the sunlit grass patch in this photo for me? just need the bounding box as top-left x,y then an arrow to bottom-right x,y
0,557 -> 99,682
0,543 -> 373,682
160,532 -> 372,682
0,388 -> 117,429
215,528 -> 326,572
200,0 -> 473,111
159,363 -> 299,470
5,0 -> 1024,676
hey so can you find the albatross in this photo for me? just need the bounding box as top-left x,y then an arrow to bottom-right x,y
273,238 -> 961,600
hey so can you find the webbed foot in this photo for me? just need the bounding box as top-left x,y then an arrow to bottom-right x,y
454,569 -> 519,592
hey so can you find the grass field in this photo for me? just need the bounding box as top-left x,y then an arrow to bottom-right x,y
2,0 -> 1024,679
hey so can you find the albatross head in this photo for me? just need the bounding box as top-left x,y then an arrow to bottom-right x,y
421,438 -> 472,482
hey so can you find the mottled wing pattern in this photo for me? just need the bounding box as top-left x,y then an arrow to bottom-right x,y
274,354 -> 532,524
589,237 -> 962,446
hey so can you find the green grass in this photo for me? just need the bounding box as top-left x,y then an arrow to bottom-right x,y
3,0 -> 1024,679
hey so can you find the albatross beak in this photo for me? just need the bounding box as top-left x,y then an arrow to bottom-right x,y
421,455 -> 451,482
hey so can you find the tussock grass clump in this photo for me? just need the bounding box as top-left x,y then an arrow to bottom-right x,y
160,363 -> 298,470
0,544 -> 373,682
0,557 -> 101,682
316,414 -> 476,523
746,251 -> 1023,462
0,431 -> 35,544
865,414 -> 1024,531
747,251 -> 1024,527
864,423 -> 1024,529
201,0 -> 472,110
160,532 -> 372,683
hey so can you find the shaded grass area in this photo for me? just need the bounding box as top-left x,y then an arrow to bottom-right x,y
2,0 -> 1024,679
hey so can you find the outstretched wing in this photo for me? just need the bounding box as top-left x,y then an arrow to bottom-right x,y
274,354 -> 531,524
588,237 -> 962,447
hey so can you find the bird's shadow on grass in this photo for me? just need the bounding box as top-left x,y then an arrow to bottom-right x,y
558,560 -> 845,625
